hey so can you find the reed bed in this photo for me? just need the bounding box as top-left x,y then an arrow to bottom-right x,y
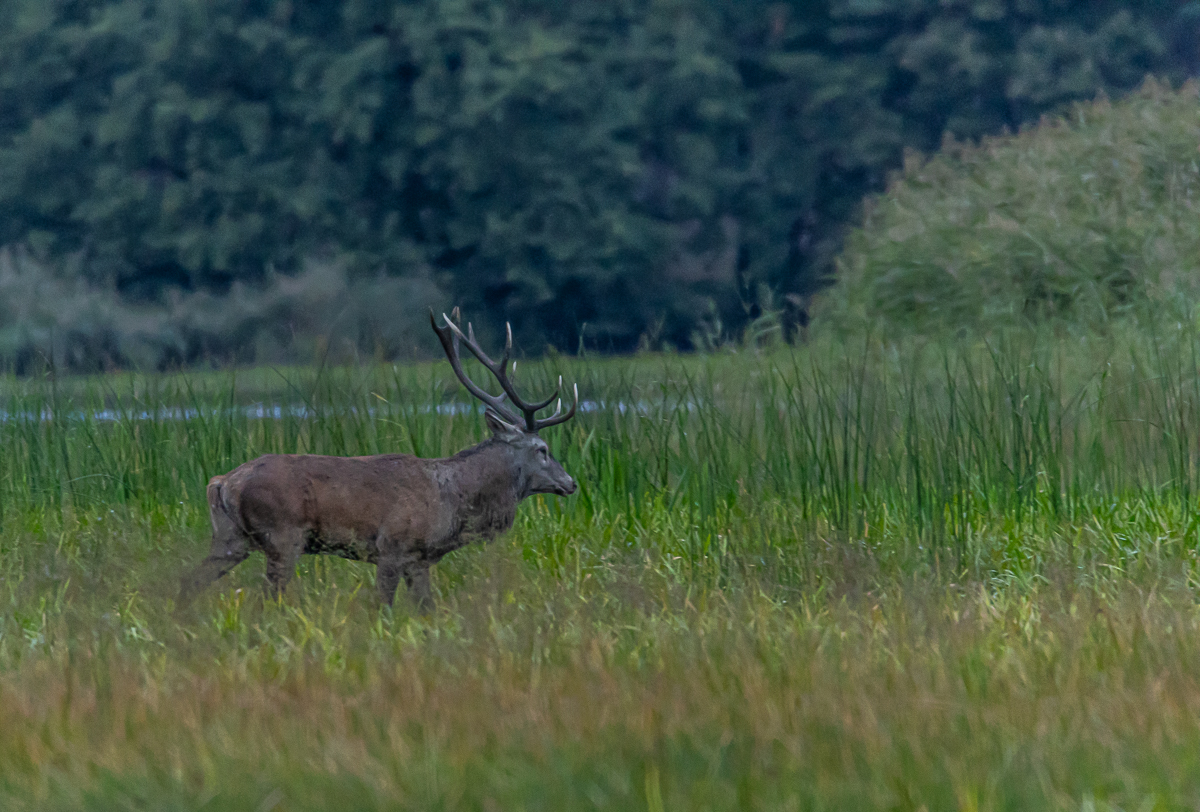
3,326 -> 1200,809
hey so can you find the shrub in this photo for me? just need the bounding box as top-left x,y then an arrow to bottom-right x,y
823,80 -> 1200,334
0,247 -> 447,372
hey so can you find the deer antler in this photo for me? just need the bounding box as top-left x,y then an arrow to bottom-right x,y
430,309 -> 579,432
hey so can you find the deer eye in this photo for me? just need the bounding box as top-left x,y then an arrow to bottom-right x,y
538,447 -> 549,459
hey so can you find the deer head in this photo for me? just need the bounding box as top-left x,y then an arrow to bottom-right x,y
430,309 -> 579,497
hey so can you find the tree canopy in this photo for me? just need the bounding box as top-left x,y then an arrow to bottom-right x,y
0,0 -> 1195,367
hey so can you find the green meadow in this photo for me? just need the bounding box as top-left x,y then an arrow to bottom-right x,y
3,325 -> 1200,809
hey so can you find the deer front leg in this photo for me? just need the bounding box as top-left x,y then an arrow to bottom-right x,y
376,556 -> 404,607
403,563 -> 434,614
377,554 -> 434,612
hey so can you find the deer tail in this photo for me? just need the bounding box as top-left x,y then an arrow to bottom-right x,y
206,475 -> 246,538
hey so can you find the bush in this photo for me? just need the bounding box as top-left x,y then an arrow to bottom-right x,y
0,247 -> 447,372
823,80 -> 1200,334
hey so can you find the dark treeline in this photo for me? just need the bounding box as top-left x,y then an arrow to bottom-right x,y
0,0 -> 1196,367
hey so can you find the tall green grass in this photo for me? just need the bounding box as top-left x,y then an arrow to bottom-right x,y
4,325 -> 1200,573
3,327 -> 1200,808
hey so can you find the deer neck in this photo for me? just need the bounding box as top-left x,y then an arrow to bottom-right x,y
444,439 -> 523,539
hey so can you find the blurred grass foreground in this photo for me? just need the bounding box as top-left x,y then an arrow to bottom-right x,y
5,83 -> 1200,809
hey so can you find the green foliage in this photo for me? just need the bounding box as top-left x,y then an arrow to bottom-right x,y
0,248 -> 447,371
827,80 -> 1200,332
0,0 -> 1194,366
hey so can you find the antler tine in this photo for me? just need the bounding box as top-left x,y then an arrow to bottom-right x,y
429,309 -> 523,426
500,323 -> 512,374
456,320 -> 514,376
456,321 -> 492,367
433,310 -> 581,432
445,317 -> 559,430
444,317 -> 515,403
444,313 -> 552,429
534,382 -> 579,431
525,385 -> 560,413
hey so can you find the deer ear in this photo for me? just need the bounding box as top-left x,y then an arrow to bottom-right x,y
484,408 -> 524,440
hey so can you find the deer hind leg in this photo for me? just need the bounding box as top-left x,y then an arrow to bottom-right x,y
178,515 -> 250,607
263,527 -> 305,600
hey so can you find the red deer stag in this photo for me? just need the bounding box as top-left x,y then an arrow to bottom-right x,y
178,310 -> 579,611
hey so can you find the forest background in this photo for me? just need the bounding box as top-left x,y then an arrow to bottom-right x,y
1,0 -> 1198,371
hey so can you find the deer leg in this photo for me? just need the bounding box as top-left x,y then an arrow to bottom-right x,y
263,528 -> 305,599
403,563 -> 435,614
375,556 -> 434,612
178,528 -> 250,607
376,557 -> 404,607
